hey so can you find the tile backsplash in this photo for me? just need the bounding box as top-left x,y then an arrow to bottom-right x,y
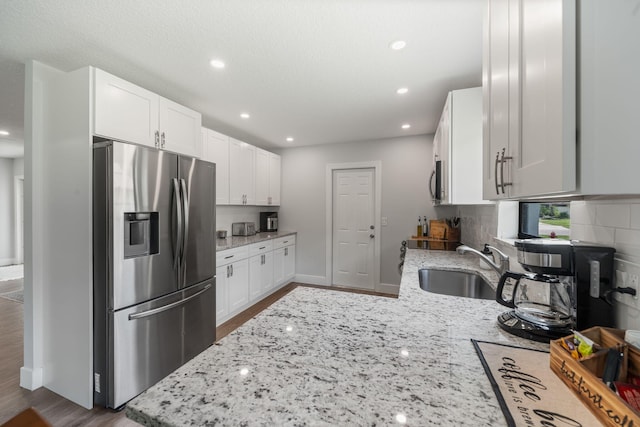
459,197 -> 640,329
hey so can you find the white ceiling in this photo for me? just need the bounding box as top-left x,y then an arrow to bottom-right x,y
0,0 -> 484,154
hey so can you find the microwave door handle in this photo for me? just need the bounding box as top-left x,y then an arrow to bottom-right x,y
128,284 -> 212,320
172,178 -> 183,274
429,170 -> 436,200
180,178 -> 190,280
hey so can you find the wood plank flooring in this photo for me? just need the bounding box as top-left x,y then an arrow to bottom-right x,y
0,282 -> 395,426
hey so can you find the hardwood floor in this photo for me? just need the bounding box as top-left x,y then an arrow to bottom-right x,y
0,282 -> 395,426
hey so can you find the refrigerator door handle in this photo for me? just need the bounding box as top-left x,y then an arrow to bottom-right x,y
172,178 -> 183,276
128,284 -> 212,320
180,178 -> 190,272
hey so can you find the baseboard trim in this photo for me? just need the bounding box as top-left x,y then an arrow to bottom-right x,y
0,258 -> 17,267
20,366 -> 43,390
294,274 -> 329,286
377,282 -> 399,295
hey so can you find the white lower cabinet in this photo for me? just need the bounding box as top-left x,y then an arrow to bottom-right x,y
215,246 -> 249,326
273,236 -> 296,287
248,241 -> 274,300
216,235 -> 295,326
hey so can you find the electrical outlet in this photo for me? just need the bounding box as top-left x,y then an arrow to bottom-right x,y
614,259 -> 640,307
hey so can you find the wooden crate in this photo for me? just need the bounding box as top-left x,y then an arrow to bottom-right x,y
550,327 -> 640,426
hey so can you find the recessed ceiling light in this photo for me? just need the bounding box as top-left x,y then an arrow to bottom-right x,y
390,40 -> 406,50
209,59 -> 225,69
286,137 -> 294,143
0,130 -> 9,136
401,124 -> 411,129
240,113 -> 250,119
397,87 -> 409,95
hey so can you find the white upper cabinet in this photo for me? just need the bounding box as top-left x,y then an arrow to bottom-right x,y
268,153 -> 281,206
158,97 -> 202,158
94,69 -> 159,147
93,68 -> 202,157
201,128 -> 230,205
483,0 -> 576,200
578,1 -> 640,195
434,87 -> 489,205
229,138 -> 256,205
255,148 -> 281,206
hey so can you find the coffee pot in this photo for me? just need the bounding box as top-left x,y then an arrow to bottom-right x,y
496,271 -> 573,331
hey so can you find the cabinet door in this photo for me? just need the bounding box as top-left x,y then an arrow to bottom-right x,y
483,0 -> 512,200
273,247 -> 285,286
262,251 -> 274,291
229,139 -> 256,205
94,69 -> 159,147
215,265 -> 228,326
202,129 -> 230,205
227,259 -> 249,313
513,0 -> 575,197
283,245 -> 295,282
248,255 -> 263,300
268,153 -> 281,206
159,97 -> 202,158
579,0 -> 640,195
255,148 -> 270,206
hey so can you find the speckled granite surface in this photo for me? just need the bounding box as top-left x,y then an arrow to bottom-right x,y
216,231 -> 296,252
126,249 -> 549,426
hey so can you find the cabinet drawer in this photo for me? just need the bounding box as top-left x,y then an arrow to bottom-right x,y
216,246 -> 249,266
273,235 -> 296,249
249,241 -> 273,257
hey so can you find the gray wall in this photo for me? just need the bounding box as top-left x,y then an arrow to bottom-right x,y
279,134 -> 456,286
0,158 -> 14,264
0,157 -> 25,265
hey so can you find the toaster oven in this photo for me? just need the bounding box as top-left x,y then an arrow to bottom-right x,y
232,222 -> 256,236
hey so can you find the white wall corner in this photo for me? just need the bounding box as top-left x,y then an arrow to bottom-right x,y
20,366 -> 43,390
377,282 -> 399,295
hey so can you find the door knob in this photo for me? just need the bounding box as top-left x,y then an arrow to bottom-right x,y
370,234 -> 375,239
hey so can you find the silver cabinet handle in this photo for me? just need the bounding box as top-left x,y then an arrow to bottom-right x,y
500,148 -> 513,194
161,131 -> 166,148
226,265 -> 230,278
224,255 -> 234,259
230,263 -> 233,277
494,151 -> 500,195
155,130 -> 160,148
129,284 -> 212,320
285,248 -> 288,256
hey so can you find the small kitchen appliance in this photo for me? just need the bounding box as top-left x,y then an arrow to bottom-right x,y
495,239 -> 616,342
232,222 -> 256,236
260,212 -> 278,232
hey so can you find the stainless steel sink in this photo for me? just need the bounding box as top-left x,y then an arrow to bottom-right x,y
418,268 -> 495,300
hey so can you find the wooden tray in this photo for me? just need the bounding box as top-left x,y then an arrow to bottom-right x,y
550,327 -> 640,426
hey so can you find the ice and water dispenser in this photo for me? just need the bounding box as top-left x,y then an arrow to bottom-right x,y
123,212 -> 159,258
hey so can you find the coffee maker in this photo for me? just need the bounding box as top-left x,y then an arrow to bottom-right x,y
260,212 -> 278,232
496,239 -> 616,342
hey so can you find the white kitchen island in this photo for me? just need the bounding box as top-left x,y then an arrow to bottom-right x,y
126,249 -> 549,426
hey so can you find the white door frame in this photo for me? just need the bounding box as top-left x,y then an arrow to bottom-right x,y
325,161 -> 381,290
14,175 -> 24,264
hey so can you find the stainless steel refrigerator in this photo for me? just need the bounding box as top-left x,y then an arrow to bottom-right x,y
93,140 -> 216,409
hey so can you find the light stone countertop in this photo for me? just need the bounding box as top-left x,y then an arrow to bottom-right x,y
126,249 -> 549,426
216,230 -> 297,252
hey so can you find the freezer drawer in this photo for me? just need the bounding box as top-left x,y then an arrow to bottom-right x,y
103,280 -> 215,408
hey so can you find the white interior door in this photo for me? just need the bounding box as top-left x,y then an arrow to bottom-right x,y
332,169 -> 375,290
